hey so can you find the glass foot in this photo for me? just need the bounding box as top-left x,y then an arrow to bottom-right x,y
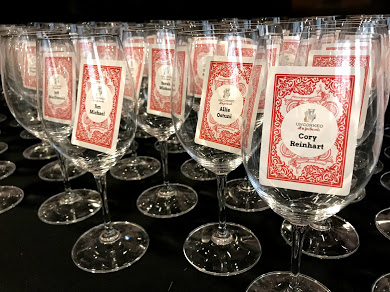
38,160 -> 87,182
20,129 -> 37,140
375,207 -> 390,240
225,178 -> 269,212
110,156 -> 161,181
137,183 -> 197,218
0,186 -> 24,214
246,271 -> 330,291
281,216 -> 359,259
180,158 -> 216,181
71,221 -> 149,273
23,142 -> 57,160
0,142 -> 8,154
154,139 -> 185,154
0,161 -> 16,180
374,160 -> 384,175
38,189 -> 102,225
0,114 -> 7,123
9,120 -> 20,128
372,273 -> 390,292
183,222 -> 261,276
380,172 -> 390,191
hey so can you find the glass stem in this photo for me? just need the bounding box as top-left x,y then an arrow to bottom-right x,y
159,140 -> 169,185
56,151 -> 72,194
216,174 -> 228,237
94,174 -> 119,243
290,224 -> 307,290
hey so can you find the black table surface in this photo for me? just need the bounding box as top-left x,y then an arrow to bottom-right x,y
0,100 -> 390,292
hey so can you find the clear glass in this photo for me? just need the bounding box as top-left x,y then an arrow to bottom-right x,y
0,160 -> 24,213
109,28 -> 161,181
134,27 -> 198,218
277,24 -> 384,259
242,28 -> 384,290
172,28 -> 262,275
36,32 -> 149,272
1,29 -> 102,225
180,158 -> 216,181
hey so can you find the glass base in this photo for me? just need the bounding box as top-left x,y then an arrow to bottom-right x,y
0,142 -> 8,154
375,207 -> 390,240
180,159 -> 216,181
110,156 -> 161,181
137,183 -> 197,218
372,273 -> 390,292
38,189 -> 102,225
23,142 -> 57,160
0,114 -> 7,123
38,160 -> 87,182
246,271 -> 330,291
154,140 -> 186,154
71,221 -> 149,273
375,160 -> 384,175
280,216 -> 359,259
0,161 -> 16,180
381,172 -> 390,191
20,129 -> 37,140
225,178 -> 269,212
183,222 -> 261,276
9,120 -> 20,128
0,186 -> 24,214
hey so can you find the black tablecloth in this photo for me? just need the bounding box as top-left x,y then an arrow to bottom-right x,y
0,99 -> 390,292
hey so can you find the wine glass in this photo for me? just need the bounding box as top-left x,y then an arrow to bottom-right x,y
172,28 -> 262,275
2,29 -> 102,225
0,26 -> 57,160
36,32 -> 149,272
135,26 -> 198,218
180,158 -> 216,181
223,22 -> 285,212
0,159 -> 24,214
280,25 -> 382,259
242,27 -> 384,290
109,27 -> 161,181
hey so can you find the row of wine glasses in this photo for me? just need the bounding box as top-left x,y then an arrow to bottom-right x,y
1,29 -> 103,225
0,16 -> 387,292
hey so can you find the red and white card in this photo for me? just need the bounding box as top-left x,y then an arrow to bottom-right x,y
22,41 -> 36,90
194,56 -> 254,154
242,58 -> 267,150
71,59 -> 126,154
43,52 -> 76,124
147,44 -> 175,118
190,39 -> 218,97
227,43 -> 257,59
322,41 -> 370,51
96,40 -> 118,60
280,35 -> 300,66
172,46 -> 188,118
123,42 -> 146,99
307,50 -> 372,139
260,66 -> 363,196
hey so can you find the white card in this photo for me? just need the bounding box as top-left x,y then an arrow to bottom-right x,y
71,59 -> 126,154
42,52 -> 76,125
307,49 -> 373,139
194,55 -> 254,154
260,66 -> 363,196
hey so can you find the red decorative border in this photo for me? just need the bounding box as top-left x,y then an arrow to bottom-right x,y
266,73 -> 355,188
